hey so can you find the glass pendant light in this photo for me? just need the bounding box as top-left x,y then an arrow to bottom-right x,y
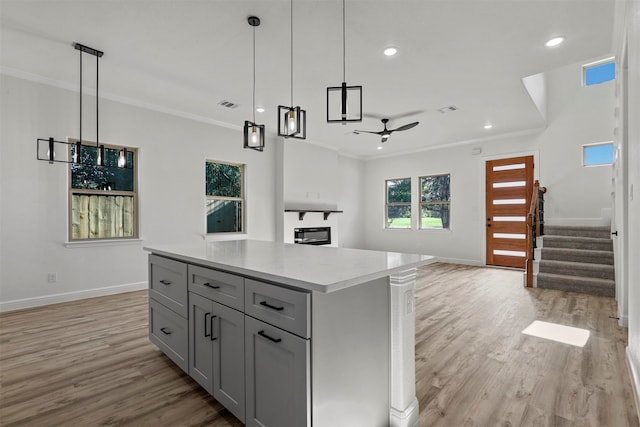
243,16 -> 265,151
277,0 -> 306,139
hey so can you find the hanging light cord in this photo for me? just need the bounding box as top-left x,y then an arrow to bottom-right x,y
342,0 -> 346,82
79,48 -> 82,145
290,0 -> 294,107
96,52 -> 99,147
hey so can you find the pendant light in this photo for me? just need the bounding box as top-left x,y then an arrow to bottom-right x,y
244,16 -> 266,151
326,0 -> 362,123
36,43 -> 105,165
277,0 -> 307,139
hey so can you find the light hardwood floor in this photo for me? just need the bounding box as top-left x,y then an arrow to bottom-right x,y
0,263 -> 637,426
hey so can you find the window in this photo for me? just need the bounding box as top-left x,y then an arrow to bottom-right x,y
419,174 -> 451,229
206,160 -> 244,233
583,142 -> 614,166
69,142 -> 138,240
583,59 -> 615,86
385,178 -> 411,228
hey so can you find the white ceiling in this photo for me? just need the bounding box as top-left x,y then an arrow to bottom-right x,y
0,0 -> 615,158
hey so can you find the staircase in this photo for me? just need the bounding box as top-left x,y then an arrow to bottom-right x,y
534,225 -> 615,297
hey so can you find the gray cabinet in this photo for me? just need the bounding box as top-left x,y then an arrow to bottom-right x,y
149,298 -> 188,372
245,316 -> 310,427
189,291 -> 245,422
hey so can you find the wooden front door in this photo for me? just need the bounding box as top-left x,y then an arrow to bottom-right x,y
486,156 -> 534,268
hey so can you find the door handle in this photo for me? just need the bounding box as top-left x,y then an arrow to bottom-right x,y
204,312 -> 211,338
258,330 -> 282,343
210,315 -> 217,341
612,231 -> 618,236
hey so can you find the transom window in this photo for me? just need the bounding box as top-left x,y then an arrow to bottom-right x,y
583,58 -> 616,86
419,174 -> 451,229
69,142 -> 138,240
583,142 -> 614,166
206,160 -> 245,233
385,178 -> 411,229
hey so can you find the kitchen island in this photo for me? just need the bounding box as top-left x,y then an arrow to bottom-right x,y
144,240 -> 435,427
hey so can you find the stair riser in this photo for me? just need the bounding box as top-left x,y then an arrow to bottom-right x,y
544,227 -> 610,239
541,249 -> 614,265
536,277 -> 614,297
542,239 -> 613,251
539,263 -> 615,280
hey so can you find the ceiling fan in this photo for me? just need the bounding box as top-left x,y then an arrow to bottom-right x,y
354,118 -> 419,143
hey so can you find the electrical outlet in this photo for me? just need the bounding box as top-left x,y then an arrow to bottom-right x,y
405,290 -> 414,315
47,272 -> 57,283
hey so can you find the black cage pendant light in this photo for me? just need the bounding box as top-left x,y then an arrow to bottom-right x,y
277,0 -> 306,139
37,43 -> 106,165
244,16 -> 265,151
326,0 -> 362,123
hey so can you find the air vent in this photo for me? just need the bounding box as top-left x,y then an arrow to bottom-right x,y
437,105 -> 458,114
218,100 -> 240,109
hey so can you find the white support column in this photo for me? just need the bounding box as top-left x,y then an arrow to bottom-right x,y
389,268 -> 419,427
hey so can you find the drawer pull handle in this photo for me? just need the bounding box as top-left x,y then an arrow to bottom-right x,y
204,312 -> 211,338
258,330 -> 282,343
160,327 -> 172,335
210,315 -> 218,341
203,282 -> 221,289
159,280 -> 171,285
260,301 -> 284,311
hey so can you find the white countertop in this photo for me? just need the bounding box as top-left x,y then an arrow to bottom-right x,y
144,240 -> 436,293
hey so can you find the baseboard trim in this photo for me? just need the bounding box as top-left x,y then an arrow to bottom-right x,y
0,282 -> 148,313
626,346 -> 640,423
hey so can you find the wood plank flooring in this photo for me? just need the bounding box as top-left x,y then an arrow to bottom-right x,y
0,263 -> 637,426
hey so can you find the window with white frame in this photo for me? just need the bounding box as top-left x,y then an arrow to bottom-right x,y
419,174 -> 451,229
582,142 -> 614,167
583,58 -> 616,86
385,178 -> 411,228
69,142 -> 138,240
206,160 -> 245,233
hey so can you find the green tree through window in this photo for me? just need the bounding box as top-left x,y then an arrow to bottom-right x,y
420,174 -> 451,229
206,161 -> 244,233
386,178 -> 411,228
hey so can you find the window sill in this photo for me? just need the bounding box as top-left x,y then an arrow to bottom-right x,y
65,238 -> 144,248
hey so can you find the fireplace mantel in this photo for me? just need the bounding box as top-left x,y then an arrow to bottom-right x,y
285,209 -> 343,221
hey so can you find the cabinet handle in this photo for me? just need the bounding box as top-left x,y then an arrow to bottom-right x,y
160,327 -> 172,335
159,280 -> 171,285
204,312 -> 211,338
260,301 -> 284,311
203,282 -> 221,289
258,330 -> 282,343
210,315 -> 218,341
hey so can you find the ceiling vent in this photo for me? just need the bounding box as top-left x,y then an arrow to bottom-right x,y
218,100 -> 240,109
437,105 -> 458,114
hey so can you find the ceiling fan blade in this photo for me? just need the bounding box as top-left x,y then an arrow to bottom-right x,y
353,130 -> 384,135
390,121 -> 419,132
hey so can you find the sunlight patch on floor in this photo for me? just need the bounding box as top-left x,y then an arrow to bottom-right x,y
522,320 -> 590,347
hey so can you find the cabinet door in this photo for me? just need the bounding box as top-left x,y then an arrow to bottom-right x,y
212,301 -> 245,423
189,292 -> 214,394
245,316 -> 310,427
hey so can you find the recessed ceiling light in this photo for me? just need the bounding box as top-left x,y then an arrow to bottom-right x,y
383,47 -> 397,56
484,124 -> 493,129
256,107 -> 265,113
377,146 -> 383,150
545,36 -> 565,47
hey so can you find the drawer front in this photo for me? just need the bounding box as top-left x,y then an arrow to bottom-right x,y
245,279 -> 310,338
188,265 -> 244,311
149,254 -> 188,317
149,299 -> 188,373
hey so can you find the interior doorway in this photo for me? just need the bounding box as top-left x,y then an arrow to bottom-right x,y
485,155 -> 534,268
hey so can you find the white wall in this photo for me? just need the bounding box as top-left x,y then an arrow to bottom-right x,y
363,59 -> 615,263
279,141 -> 365,248
0,75 -> 277,310
620,0 -> 640,410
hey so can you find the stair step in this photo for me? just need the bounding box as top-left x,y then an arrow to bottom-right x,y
536,272 -> 614,297
539,260 -> 615,280
541,247 -> 614,265
544,225 -> 611,239
541,235 -> 613,252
